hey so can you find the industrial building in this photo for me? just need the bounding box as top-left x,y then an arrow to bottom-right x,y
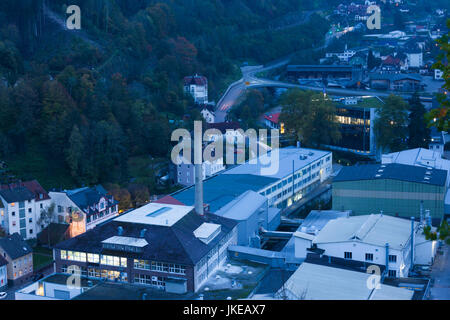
382,148 -> 450,186
294,210 -> 351,259
174,146 -> 332,210
294,214 -> 437,278
53,202 -> 238,293
287,65 -> 362,82
278,262 -> 415,300
332,163 -> 447,222
214,190 -> 275,247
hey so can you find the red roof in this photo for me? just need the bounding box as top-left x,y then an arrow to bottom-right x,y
264,112 -> 280,124
0,180 -> 50,202
183,75 -> 207,86
153,195 -> 185,206
382,55 -> 401,66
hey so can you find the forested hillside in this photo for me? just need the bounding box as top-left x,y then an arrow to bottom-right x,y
0,0 -> 331,193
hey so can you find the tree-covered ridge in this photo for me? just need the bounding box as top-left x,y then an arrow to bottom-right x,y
0,0 -> 331,194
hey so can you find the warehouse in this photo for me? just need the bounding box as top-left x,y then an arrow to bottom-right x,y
173,146 -> 333,211
278,262 -> 414,300
309,214 -> 437,278
332,163 -> 447,222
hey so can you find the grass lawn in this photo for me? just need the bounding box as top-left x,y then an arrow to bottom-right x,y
33,246 -> 53,271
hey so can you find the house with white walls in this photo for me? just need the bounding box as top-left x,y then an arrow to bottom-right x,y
294,214 -> 437,278
0,180 -> 51,240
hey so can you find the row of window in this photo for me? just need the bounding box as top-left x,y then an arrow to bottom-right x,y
133,259 -> 186,275
344,251 -> 397,263
61,265 -> 127,282
134,274 -> 166,288
60,250 -> 127,267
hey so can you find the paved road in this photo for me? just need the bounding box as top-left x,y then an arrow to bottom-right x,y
430,244 -> 450,300
214,11 -> 326,122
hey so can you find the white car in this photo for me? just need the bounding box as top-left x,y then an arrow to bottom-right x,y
0,292 -> 7,299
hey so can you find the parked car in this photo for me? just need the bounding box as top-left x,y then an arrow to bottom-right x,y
0,292 -> 7,299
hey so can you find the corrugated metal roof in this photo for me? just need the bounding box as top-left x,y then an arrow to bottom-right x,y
280,262 -> 413,300
172,174 -> 277,212
313,214 -> 419,250
333,163 -> 447,186
215,190 -> 267,220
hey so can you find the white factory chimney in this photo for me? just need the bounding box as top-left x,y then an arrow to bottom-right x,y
194,121 -> 204,216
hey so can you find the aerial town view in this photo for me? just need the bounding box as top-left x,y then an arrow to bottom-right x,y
0,0 -> 448,312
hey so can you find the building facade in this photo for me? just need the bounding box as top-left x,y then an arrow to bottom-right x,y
329,96 -> 383,157
184,75 -> 208,104
49,185 -> 119,238
0,180 -> 51,240
0,255 -> 7,289
53,203 -> 237,293
0,233 -> 33,285
332,163 -> 447,222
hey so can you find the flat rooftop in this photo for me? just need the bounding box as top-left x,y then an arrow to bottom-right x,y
114,202 -> 194,227
223,147 -> 330,179
215,190 -> 267,220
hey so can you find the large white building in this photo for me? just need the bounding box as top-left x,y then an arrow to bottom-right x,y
0,180 -> 52,240
294,214 -> 437,278
406,50 -> 423,68
223,147 -> 333,208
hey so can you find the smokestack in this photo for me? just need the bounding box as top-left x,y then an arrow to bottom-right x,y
385,243 -> 389,274
194,121 -> 204,216
410,217 -> 415,271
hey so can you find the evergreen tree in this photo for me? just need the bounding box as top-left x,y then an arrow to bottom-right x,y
408,93 -> 430,149
374,95 -> 409,153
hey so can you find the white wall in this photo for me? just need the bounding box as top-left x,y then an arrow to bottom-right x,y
317,241 -> 410,277
294,237 -> 312,259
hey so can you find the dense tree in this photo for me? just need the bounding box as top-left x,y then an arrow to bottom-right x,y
374,95 -> 409,153
408,93 -> 430,149
280,89 -> 341,147
427,18 -> 449,131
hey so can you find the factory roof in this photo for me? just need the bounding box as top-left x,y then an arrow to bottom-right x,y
280,262 -> 414,300
300,210 -> 351,233
223,147 -> 330,179
382,148 -> 450,173
172,174 -> 277,212
313,214 -> 419,250
214,190 -> 267,221
55,209 -> 236,266
333,163 -> 447,186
